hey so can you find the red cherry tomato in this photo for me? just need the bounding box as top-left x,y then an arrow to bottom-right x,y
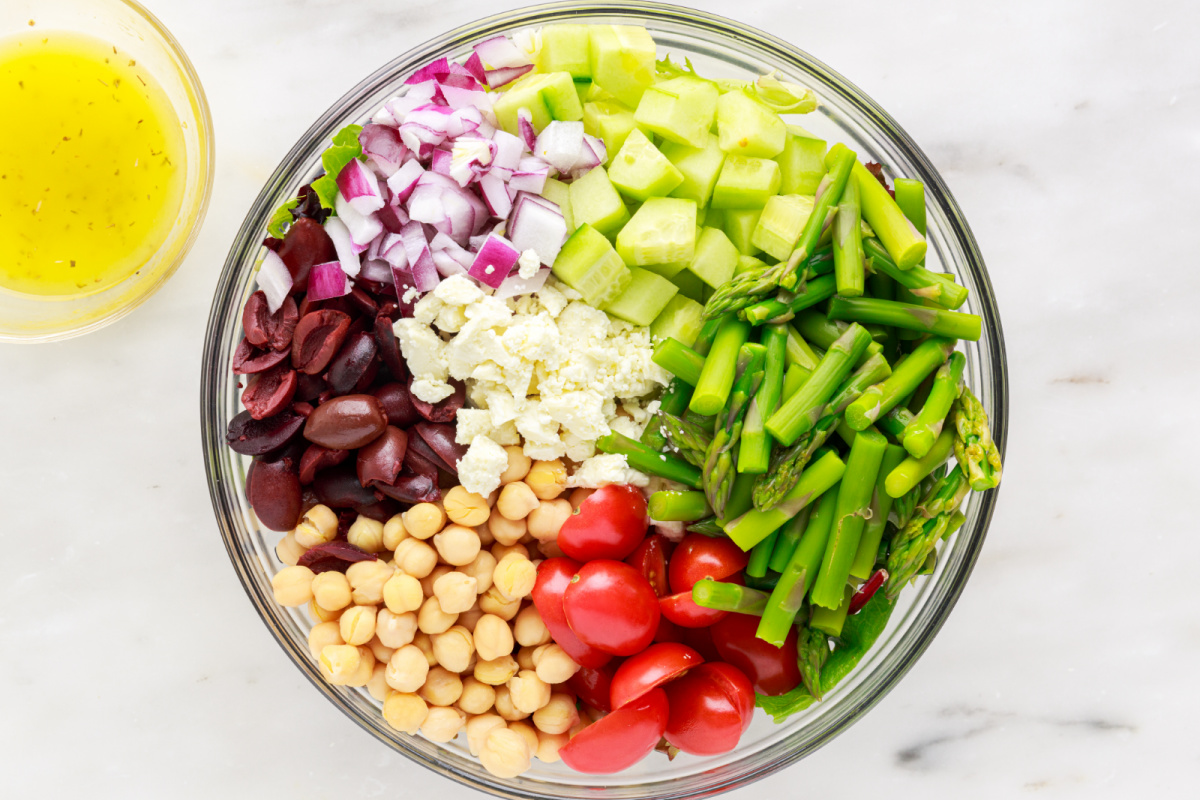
711,613 -> 802,696
677,624 -> 722,663
559,688 -> 669,774
668,534 -> 750,594
662,662 -> 755,756
563,560 -> 660,656
558,484 -> 648,561
625,533 -> 671,598
532,558 -> 612,669
610,643 -> 704,709
660,590 -> 728,628
568,663 -> 618,714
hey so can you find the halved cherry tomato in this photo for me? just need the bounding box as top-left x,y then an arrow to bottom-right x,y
610,643 -> 704,709
660,590 -> 728,628
567,663 -> 618,714
532,558 -> 611,669
711,613 -> 803,696
563,560 -> 660,656
668,534 -> 750,594
677,624 -> 722,663
559,687 -> 669,774
662,662 -> 755,756
625,533 -> 671,598
558,484 -> 648,561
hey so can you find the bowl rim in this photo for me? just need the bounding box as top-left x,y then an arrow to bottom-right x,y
201,2 -> 1008,797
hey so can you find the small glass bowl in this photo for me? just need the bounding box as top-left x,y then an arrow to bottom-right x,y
201,3 -> 1008,798
0,0 -> 213,342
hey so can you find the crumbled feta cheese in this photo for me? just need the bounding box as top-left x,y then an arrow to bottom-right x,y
411,378 -> 454,404
566,454 -> 650,488
518,249 -> 541,279
457,435 -> 510,496
393,318 -> 452,403
402,287 -> 419,304
609,415 -> 644,440
562,431 -> 596,462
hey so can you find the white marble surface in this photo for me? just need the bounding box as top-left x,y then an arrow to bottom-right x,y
3,0 -> 1199,796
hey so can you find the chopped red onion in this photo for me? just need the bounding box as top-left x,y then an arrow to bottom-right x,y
400,221 -> 439,292
336,158 -> 386,215
430,148 -> 453,177
358,258 -> 394,284
307,261 -> 352,301
534,121 -> 585,173
406,184 -> 446,225
492,130 -> 525,171
494,267 -> 551,298
468,233 -> 521,289
474,35 -> 532,69
258,249 -> 293,312
432,251 -> 469,278
358,124 -> 408,175
478,172 -> 513,218
386,160 -> 424,204
334,193 -> 383,249
463,51 -> 487,84
484,64 -> 534,89
377,200 -> 409,234
323,216 -> 363,278
380,232 -> 408,268
406,57 -> 450,84
508,194 -> 568,266
517,110 -> 538,150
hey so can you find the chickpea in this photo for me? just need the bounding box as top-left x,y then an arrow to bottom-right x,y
419,666 -> 464,707
496,482 -> 539,521
343,516 -> 383,553
480,727 -> 531,778
346,560 -> 395,605
417,596 -> 458,635
339,605 -> 377,646
382,513 -> 409,551
368,636 -> 396,665
307,621 -> 343,660
493,554 -> 537,601
465,713 -> 507,757
383,691 -> 428,735
476,524 -> 495,547
508,670 -> 552,714
393,539 -> 438,579
444,486 -> 491,527
525,460 -> 566,500
460,551 -> 497,594
533,644 -> 580,684
433,571 -> 478,614
311,571 -> 352,612
532,693 -> 579,735
375,609 -> 417,649
478,586 -> 521,620
494,684 -> 530,721
434,525 -> 482,567
271,565 -> 315,607
346,646 -> 376,688
319,644 -> 361,685
515,646 -> 537,672
420,565 -> 455,598
293,504 -> 338,548
458,677 -> 496,715
276,533 -> 305,566
499,446 -> 532,485
367,663 -> 390,702
474,655 -> 519,686
402,502 -> 446,540
382,573 -> 424,614
527,499 -> 573,542
308,599 -> 341,624
507,719 -> 540,756
487,506 -> 527,547
385,645 -> 429,693
473,614 -> 515,662
421,706 -> 466,743
412,631 -> 438,667
512,606 -> 551,648
535,730 -> 569,763
432,625 -> 475,673
536,540 -> 566,560
491,542 -> 530,562
568,488 -> 595,511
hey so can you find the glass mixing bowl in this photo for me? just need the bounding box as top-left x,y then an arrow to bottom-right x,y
201,3 -> 1008,797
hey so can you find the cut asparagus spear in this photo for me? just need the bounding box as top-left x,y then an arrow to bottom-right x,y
844,337 -> 956,431
725,449 -> 845,551
690,317 -> 751,415
885,465 -> 970,597
810,584 -> 854,636
653,337 -> 705,386
828,295 -> 982,341
691,579 -> 770,616
863,238 -> 968,310
596,432 -> 702,488
903,351 -> 966,458
832,173 -> 865,297
797,626 -> 831,699
648,490 -> 712,522
768,504 -> 812,574
776,147 -> 858,290
742,274 -> 837,325
738,324 -> 788,474
746,531 -> 778,578
765,323 -> 873,445
952,384 -> 1003,490
885,427 -> 956,498
703,343 -> 767,517
850,443 -> 907,580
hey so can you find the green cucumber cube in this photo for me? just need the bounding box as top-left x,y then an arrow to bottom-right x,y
649,295 -> 705,347
641,260 -> 690,279
603,267 -> 679,326
552,224 -> 632,307
589,25 -> 657,108
569,166 -> 629,235
616,197 -> 697,266
736,255 -> 768,276
536,25 -> 591,79
583,100 -> 643,157
776,125 -> 827,195
540,177 -> 575,234
661,133 -> 726,207
537,71 -> 584,122
493,73 -> 553,135
723,208 -> 763,255
712,155 -> 781,209
716,91 -> 787,158
751,194 -> 814,261
669,268 -> 709,302
634,77 -> 719,149
608,129 -> 684,201
688,226 -> 738,288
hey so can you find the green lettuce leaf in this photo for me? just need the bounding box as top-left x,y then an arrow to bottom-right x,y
266,196 -> 301,238
312,123 -> 365,210
756,686 -> 817,724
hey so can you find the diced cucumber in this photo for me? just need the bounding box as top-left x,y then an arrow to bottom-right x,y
696,206 -> 709,226
776,126 -> 827,195
736,255 -> 768,276
552,223 -> 632,307
669,268 -> 709,302
641,260 -> 690,279
583,100 -> 643,157
574,81 -> 592,105
722,208 -> 763,255
751,194 -> 814,261
649,295 -> 705,347
602,267 -> 679,326
616,197 -> 697,266
537,71 -> 585,122
493,73 -> 553,135
569,166 -> 629,235
608,129 -> 684,201
688,226 -> 738,288
540,177 -> 575,234
536,24 -> 591,79
588,25 -> 657,108
585,83 -> 616,103
634,76 -> 719,149
661,133 -> 726,207
716,91 -> 787,158
711,155 -> 781,208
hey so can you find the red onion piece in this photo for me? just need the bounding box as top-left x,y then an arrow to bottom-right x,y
468,233 -> 521,288
306,262 -> 351,301
258,250 -> 293,313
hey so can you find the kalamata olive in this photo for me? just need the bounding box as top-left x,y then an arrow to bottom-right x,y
404,437 -> 445,479
292,401 -> 314,417
348,286 -> 379,318
246,456 -> 302,531
292,310 -> 352,375
298,444 -> 350,485
413,422 -> 467,473
327,331 -> 378,396
241,363 -> 298,421
354,497 -> 400,523
303,394 -> 387,449
374,473 -> 440,504
409,377 -> 465,423
373,382 -> 420,428
297,541 -> 378,574
277,217 -> 336,292
295,373 -> 327,402
226,409 -> 305,456
351,359 -> 380,394
232,338 -> 289,375
407,427 -> 455,474
374,314 -> 407,382
312,465 -> 381,508
243,291 -> 300,352
357,426 -> 408,487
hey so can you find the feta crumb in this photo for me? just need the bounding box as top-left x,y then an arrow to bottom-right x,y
566,454 -> 650,488
457,435 -> 510,495
433,274 -> 484,306
402,287 -> 419,304
518,249 -> 541,279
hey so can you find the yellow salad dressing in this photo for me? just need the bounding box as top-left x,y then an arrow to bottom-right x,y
0,30 -> 186,296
